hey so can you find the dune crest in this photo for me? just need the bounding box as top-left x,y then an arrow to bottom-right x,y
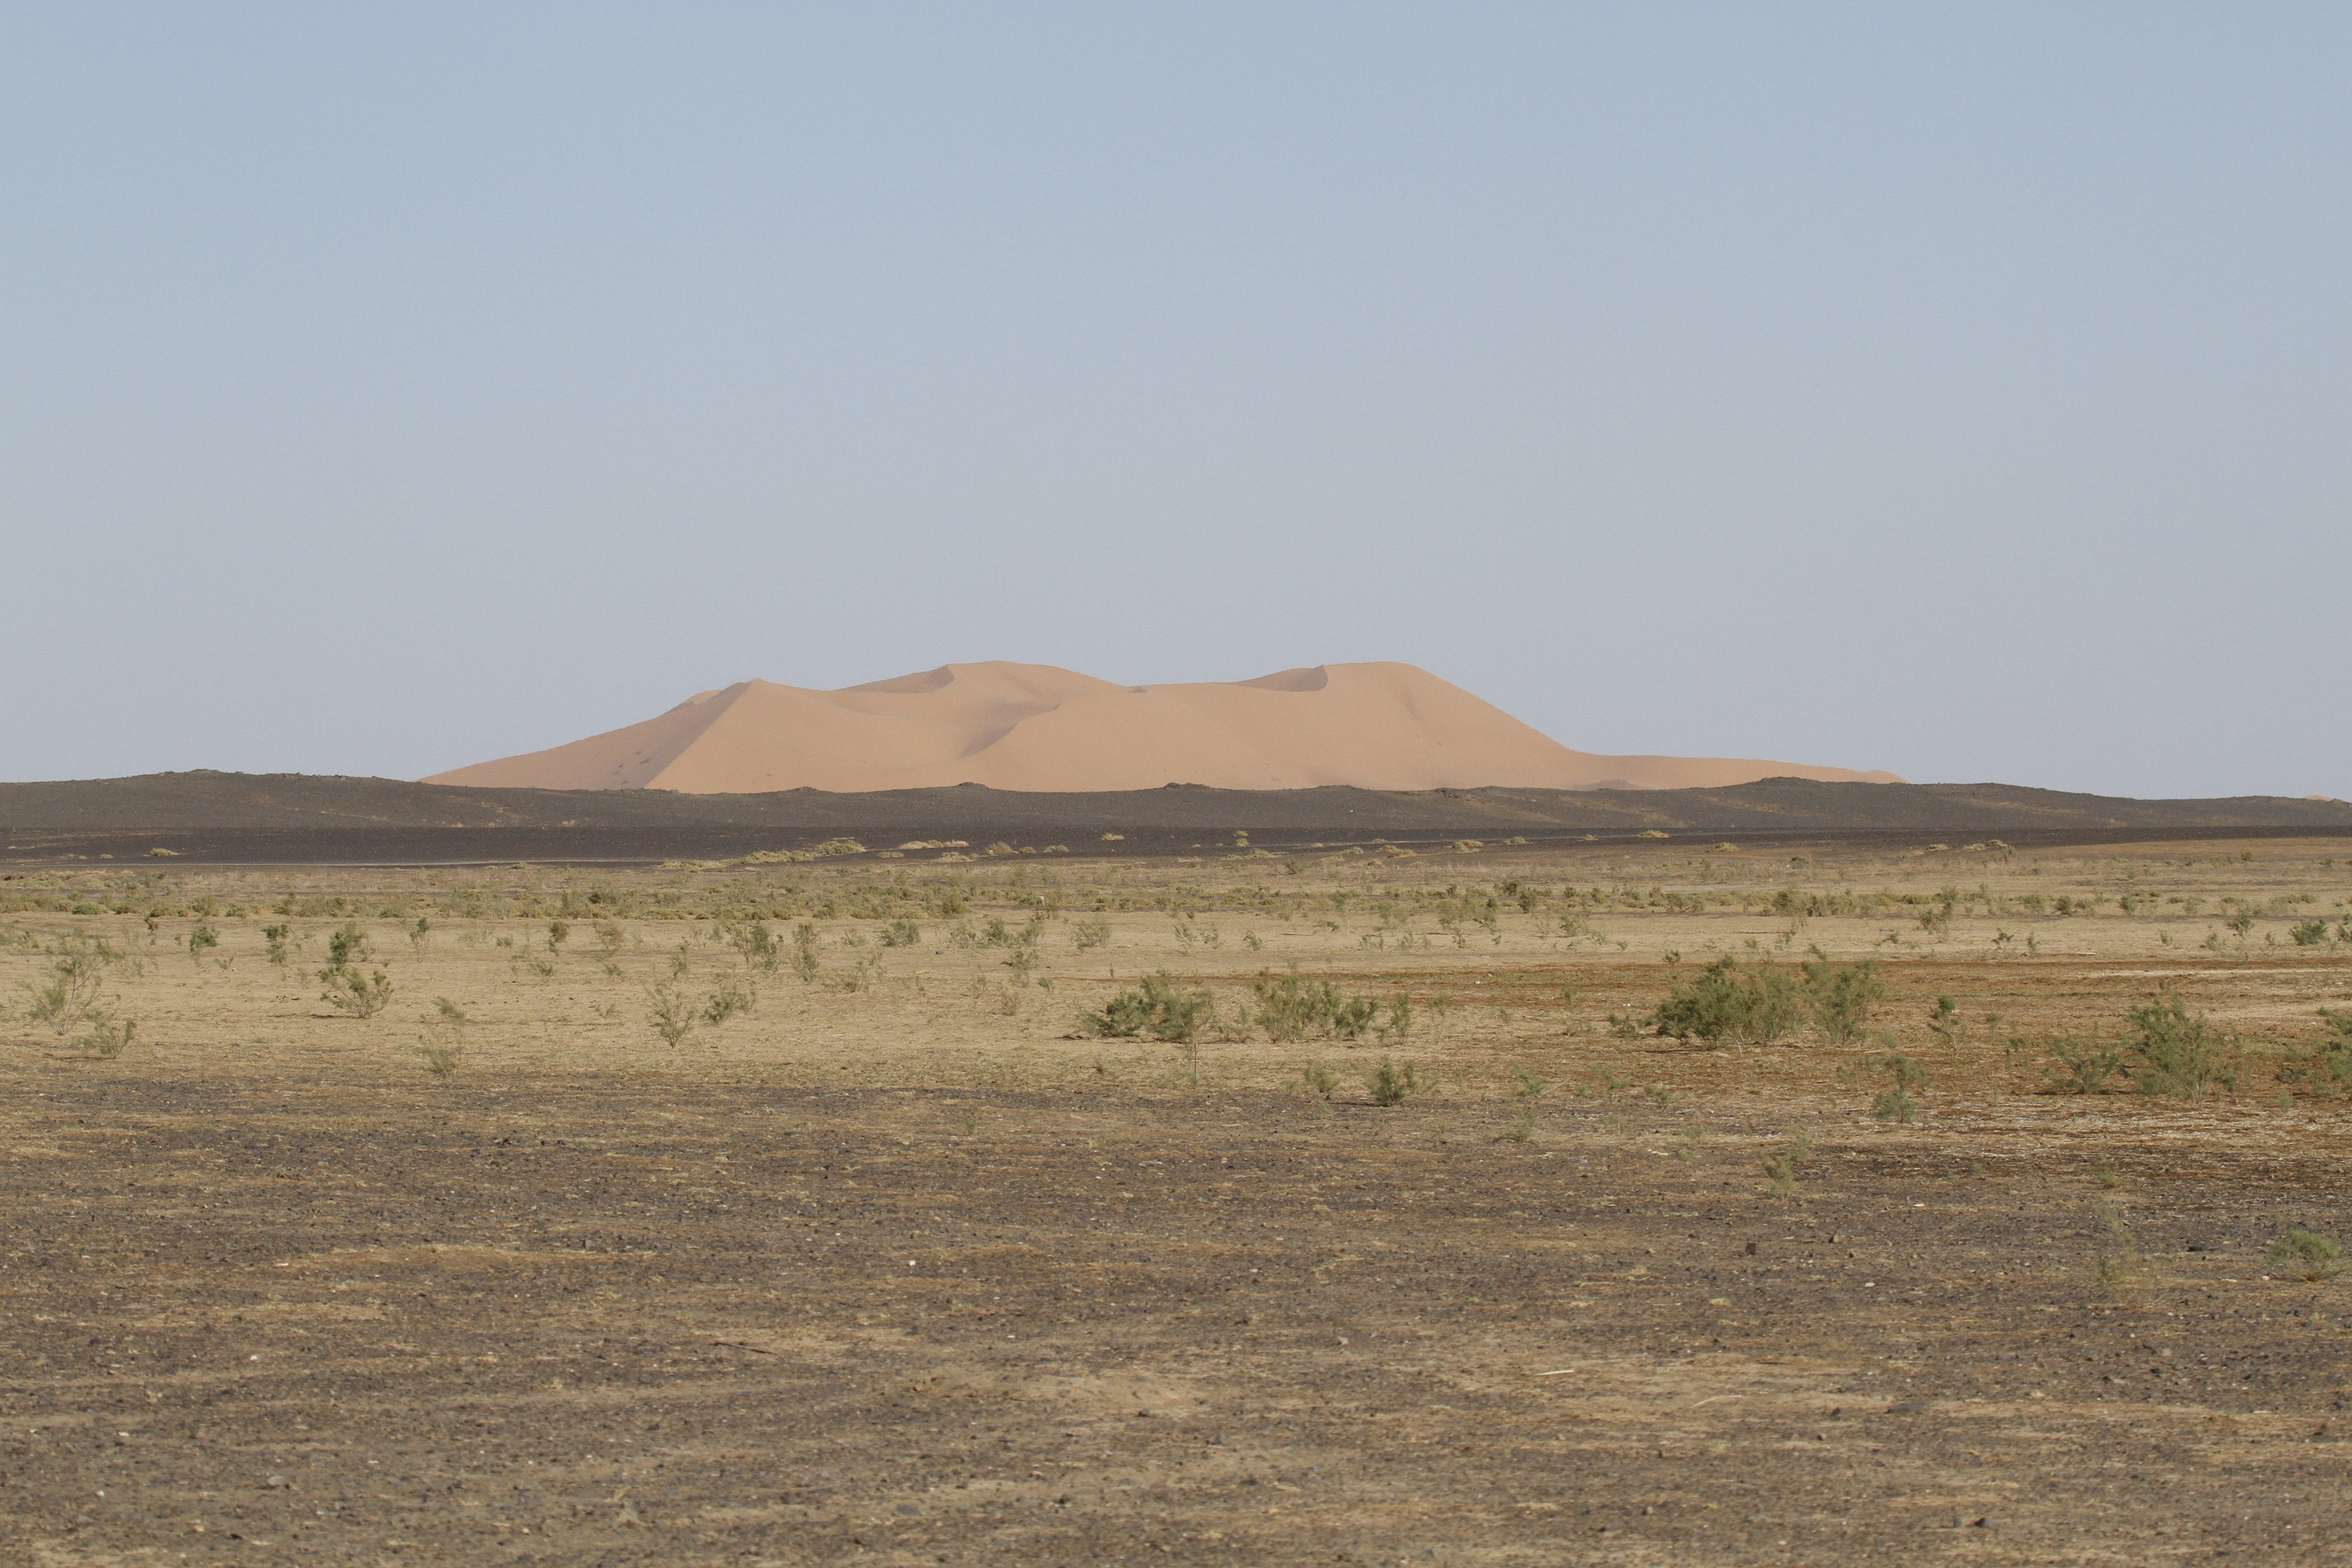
422,661 -> 1902,794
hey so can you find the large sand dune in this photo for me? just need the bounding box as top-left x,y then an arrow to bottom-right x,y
422,661 -> 1902,794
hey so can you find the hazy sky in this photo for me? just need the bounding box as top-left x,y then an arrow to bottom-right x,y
5,4 -> 2345,798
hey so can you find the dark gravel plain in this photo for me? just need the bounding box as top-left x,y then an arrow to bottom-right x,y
5,1071 -> 2349,1567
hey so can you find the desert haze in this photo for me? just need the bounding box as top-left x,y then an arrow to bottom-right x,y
425,660 -> 1901,794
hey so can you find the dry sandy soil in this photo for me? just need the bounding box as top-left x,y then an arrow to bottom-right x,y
4,836 -> 2350,1565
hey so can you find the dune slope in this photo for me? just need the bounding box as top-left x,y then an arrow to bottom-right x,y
422,661 -> 1902,794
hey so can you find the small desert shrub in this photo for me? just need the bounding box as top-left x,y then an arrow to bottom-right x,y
2043,1033 -> 2129,1095
2096,1205 -> 2143,1289
1759,1130 -> 1812,1195
2266,1229 -> 2345,1282
408,916 -> 431,955
186,921 -> 219,964
323,921 -> 372,971
2278,1009 -> 2352,1097
1491,1105 -> 1537,1143
702,978 -> 756,1026
1298,1061 -> 1340,1098
321,967 -> 394,1018
880,916 -> 923,948
75,1012 -> 137,1061
2123,995 -> 2236,1099
1801,956 -> 1884,1043
418,1000 -> 466,1078
1865,1053 -> 1931,1122
594,919 -> 626,955
2291,919 -> 2330,947
1509,1065 -> 1547,1099
727,920 -> 780,971
1078,970 -> 1214,1042
1069,916 -> 1111,951
1367,1058 -> 1418,1106
1651,956 -> 1803,1047
23,937 -> 116,1034
791,922 -> 821,982
262,923 -> 293,966
974,915 -> 1041,949
645,979 -> 697,1048
1250,969 -> 1377,1043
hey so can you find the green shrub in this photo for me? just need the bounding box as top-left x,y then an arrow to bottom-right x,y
2278,1009 -> 2352,1097
321,966 -> 393,1018
1079,970 -> 1214,1042
2123,995 -> 2236,1099
880,916 -> 923,948
22,936 -> 116,1034
76,1012 -> 137,1060
2043,1034 -> 2128,1094
645,979 -> 696,1048
2266,1229 -> 2345,1281
262,923 -> 292,966
727,920 -> 780,970
702,978 -> 756,1026
791,922 -> 821,982
186,921 -> 219,964
1250,969 -> 1377,1042
1866,1053 -> 1931,1122
1368,1058 -> 1418,1105
2291,919 -> 2330,946
1801,956 -> 1883,1043
1651,956 -> 1804,1046
323,921 -> 371,971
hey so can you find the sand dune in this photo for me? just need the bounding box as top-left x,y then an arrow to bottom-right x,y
422,661 -> 1902,794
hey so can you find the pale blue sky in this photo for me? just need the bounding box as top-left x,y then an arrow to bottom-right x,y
4,4 -> 2345,797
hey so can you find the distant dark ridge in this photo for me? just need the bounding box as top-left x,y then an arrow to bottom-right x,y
0,771 -> 2346,865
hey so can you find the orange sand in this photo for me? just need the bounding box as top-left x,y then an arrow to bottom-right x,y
423,662 -> 1902,794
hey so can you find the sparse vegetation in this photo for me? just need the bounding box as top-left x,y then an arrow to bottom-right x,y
1078,970 -> 1214,1042
1367,1058 -> 1418,1105
645,979 -> 697,1048
419,997 -> 466,1076
1759,1130 -> 1812,1195
727,920 -> 780,970
321,965 -> 394,1018
703,978 -> 757,1026
22,936 -> 117,1034
2278,1009 -> 2352,1097
1651,956 -> 1803,1046
1801,954 -> 1883,1043
1249,968 -> 1377,1043
2265,1229 -> 2345,1282
2122,995 -> 2236,1099
1864,1053 -> 1931,1122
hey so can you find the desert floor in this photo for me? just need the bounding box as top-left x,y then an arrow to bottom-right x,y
4,835 -> 2350,1565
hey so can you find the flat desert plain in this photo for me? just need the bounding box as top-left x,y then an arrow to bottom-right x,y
5,835 -> 2351,1566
